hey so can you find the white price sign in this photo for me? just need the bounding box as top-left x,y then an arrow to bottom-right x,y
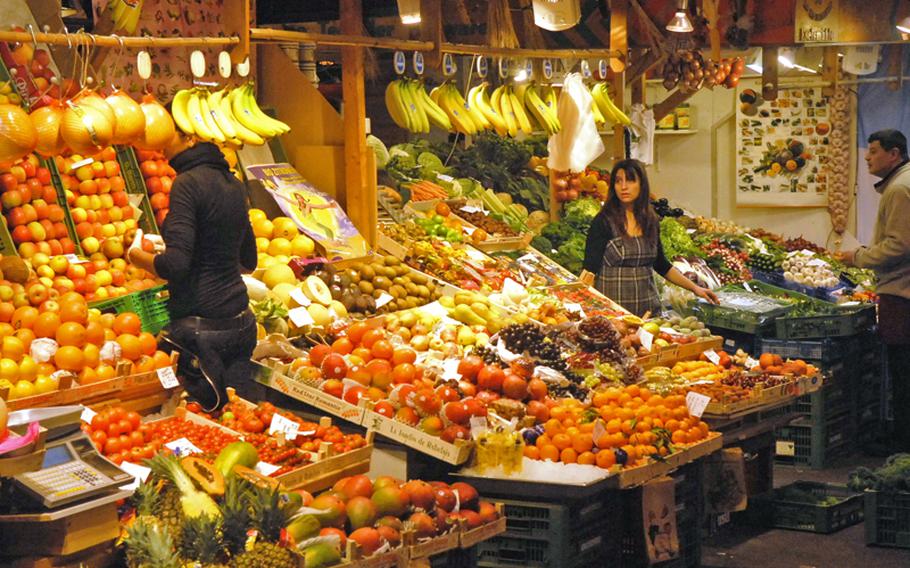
269,413 -> 300,440
157,366 -> 179,389
64,254 -> 87,264
441,358 -> 461,381
685,391 -> 711,418
703,349 -> 721,365
119,461 -> 152,490
80,406 -> 97,423
745,357 -> 759,369
255,461 -> 281,476
165,438 -> 202,456
288,307 -> 315,327
564,302 -> 586,317
638,327 -> 654,351
290,287 -> 311,307
375,292 -> 395,309
459,205 -> 482,214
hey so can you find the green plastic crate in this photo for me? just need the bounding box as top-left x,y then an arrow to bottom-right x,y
752,481 -> 864,534
45,157 -> 84,257
89,285 -> 169,334
865,490 -> 910,548
115,145 -> 159,235
774,411 -> 855,469
774,305 -> 876,340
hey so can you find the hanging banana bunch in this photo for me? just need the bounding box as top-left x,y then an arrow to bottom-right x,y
523,83 -> 561,136
385,77 -> 453,134
590,82 -> 631,127
171,83 -> 289,147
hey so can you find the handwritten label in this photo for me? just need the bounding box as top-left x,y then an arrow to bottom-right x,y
638,327 -> 654,351
165,438 -> 202,456
460,205 -> 482,214
376,292 -> 395,309
703,349 -> 721,365
593,419 -> 606,443
80,407 -> 97,423
685,391 -> 711,418
808,258 -> 828,267
745,357 -> 759,369
564,302 -> 586,318
775,440 -> 796,457
288,307 -> 315,327
157,366 -> 179,389
269,414 -> 300,440
255,461 -> 281,476
119,461 -> 152,490
290,287 -> 311,307
441,358 -> 461,381
660,327 -> 683,336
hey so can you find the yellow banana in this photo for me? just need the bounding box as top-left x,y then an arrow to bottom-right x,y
414,81 -> 452,131
472,83 -> 508,136
464,85 -> 491,131
398,79 -> 426,133
385,80 -> 411,131
170,89 -> 195,136
497,87 -> 518,137
588,84 -> 608,126
441,84 -> 475,135
508,87 -> 533,135
229,85 -> 277,138
207,89 -> 238,140
525,85 -> 560,135
187,89 -> 215,142
449,84 -> 480,134
197,91 -> 227,144
237,83 -> 290,136
220,92 -> 265,145
407,79 -> 430,133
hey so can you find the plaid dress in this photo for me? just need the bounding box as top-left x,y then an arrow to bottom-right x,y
595,235 -> 661,317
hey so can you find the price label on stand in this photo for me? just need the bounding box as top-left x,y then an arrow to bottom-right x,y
703,349 -> 721,365
288,307 -> 315,328
745,357 -> 759,370
564,303 -> 586,318
137,51 -> 151,80
119,461 -> 152,490
637,327 -> 654,351
290,288 -> 311,307
269,414 -> 300,440
498,58 -> 511,79
236,56 -> 250,78
685,392 -> 711,418
165,438 -> 202,456
393,51 -> 406,75
442,53 -> 457,77
413,51 -> 425,75
255,462 -> 281,476
190,50 -> 206,79
476,56 -> 488,78
157,366 -> 179,389
441,358 -> 461,381
375,292 -> 394,309
80,407 -> 97,423
63,254 -> 86,264
218,51 -> 232,78
542,59 -> 553,80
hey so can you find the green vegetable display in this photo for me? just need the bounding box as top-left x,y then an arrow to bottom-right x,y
848,454 -> 910,492
660,218 -> 705,260
534,197 -> 602,275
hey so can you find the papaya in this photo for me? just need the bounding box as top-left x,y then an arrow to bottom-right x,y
180,456 -> 225,496
302,542 -> 342,567
286,513 -> 322,543
213,441 -> 259,479
232,465 -> 281,490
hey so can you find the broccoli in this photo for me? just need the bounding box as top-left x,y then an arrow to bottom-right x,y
531,235 -> 554,253
541,221 -> 577,249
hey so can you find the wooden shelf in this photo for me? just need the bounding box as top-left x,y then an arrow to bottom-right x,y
656,129 -> 697,135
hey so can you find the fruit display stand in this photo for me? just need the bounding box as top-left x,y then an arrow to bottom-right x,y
404,198 -> 533,253
701,373 -> 822,423
361,405 -> 473,466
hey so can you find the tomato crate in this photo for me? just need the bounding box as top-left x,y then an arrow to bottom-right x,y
773,305 -> 876,340
774,411 -> 855,469
751,482 -> 864,534
865,490 -> 910,548
795,381 -> 851,420
475,495 -> 620,568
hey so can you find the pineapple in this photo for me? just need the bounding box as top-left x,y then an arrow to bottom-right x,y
124,517 -> 181,568
131,478 -> 162,524
221,477 -> 253,559
231,486 -> 298,568
179,514 -> 230,568
156,484 -> 185,551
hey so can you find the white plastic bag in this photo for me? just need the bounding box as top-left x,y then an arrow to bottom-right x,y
547,73 -> 605,173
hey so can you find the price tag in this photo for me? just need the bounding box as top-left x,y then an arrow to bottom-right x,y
137,51 -> 151,79
580,60 -> 592,79
442,53 -> 457,76
413,51 -> 425,75
190,50 -> 206,78
288,307 -> 315,327
64,253 -> 86,264
685,391 -> 711,418
462,226 -> 475,235
775,440 -> 796,457
498,58 -> 511,79
119,461 -> 152,490
460,205 -> 482,214
808,258 -> 828,267
393,51 -> 406,75
745,357 -> 759,369
236,56 -> 250,78
437,173 -> 455,183
703,349 -> 721,365
743,282 -> 753,293
290,287 -> 311,307
255,461 -> 281,476
598,59 -> 609,80
564,302 -> 586,318
80,406 -> 97,423
637,327 -> 654,351
660,326 -> 683,336
165,438 -> 202,456
69,157 -> 94,171
376,292 -> 394,309
686,228 -> 696,234
592,419 -> 606,443
476,56 -> 488,78
441,358 -> 461,380
157,366 -> 179,389
469,416 -> 488,439
542,58 -> 553,80
269,414 -> 300,440
218,51 -> 232,78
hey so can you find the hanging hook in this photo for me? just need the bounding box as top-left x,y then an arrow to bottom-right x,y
26,24 -> 39,50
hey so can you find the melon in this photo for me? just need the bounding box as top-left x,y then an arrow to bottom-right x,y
262,264 -> 296,289
303,275 -> 332,305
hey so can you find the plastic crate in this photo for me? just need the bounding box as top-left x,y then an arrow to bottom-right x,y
865,490 -> 910,548
756,336 -> 856,364
476,496 -> 618,568
751,481 -> 864,533
692,302 -> 788,335
795,382 -> 851,420
431,547 -> 478,568
774,412 -> 855,469
774,305 -> 876,340
115,145 -> 159,234
716,327 -> 765,356
89,285 -> 169,334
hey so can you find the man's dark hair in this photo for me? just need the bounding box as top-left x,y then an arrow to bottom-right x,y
868,129 -> 909,160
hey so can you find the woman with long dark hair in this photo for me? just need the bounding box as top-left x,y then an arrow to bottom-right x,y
580,159 -> 717,316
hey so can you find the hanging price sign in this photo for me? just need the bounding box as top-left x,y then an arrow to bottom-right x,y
393,51 -> 407,75
442,53 -> 457,76
542,59 -> 554,80
580,60 -> 592,79
413,51 -> 425,75
498,58 -> 511,79
476,56 -> 488,78
598,59 -> 609,80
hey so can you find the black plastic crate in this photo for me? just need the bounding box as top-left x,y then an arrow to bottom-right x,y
431,547 -> 478,568
751,481 -> 864,533
795,381 -> 851,420
774,305 -> 876,340
774,411 -> 855,469
756,336 -> 856,364
865,490 -> 910,548
715,327 -> 765,356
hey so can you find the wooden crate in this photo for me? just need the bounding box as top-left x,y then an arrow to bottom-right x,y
404,528 -> 461,560
362,407 -> 473,465
256,362 -> 366,426
609,432 -> 723,489
459,510 -> 507,548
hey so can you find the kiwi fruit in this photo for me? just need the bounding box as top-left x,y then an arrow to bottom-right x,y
374,276 -> 391,290
358,280 -> 374,295
360,265 -> 375,280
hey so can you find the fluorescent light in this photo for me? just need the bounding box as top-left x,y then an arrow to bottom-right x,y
897,16 -> 910,33
747,62 -> 763,73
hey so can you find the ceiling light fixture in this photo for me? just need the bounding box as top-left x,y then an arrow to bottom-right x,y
397,0 -> 422,25
666,0 -> 694,33
897,16 -> 910,34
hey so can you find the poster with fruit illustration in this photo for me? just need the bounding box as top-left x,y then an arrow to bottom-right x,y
735,87 -> 832,207
244,163 -> 368,260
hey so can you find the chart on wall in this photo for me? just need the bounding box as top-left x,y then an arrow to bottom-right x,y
735,87 -> 832,207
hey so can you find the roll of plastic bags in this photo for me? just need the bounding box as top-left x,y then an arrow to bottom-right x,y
547,73 -> 605,173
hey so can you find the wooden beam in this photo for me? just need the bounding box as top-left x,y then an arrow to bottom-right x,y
821,46 -> 838,97
340,0 -> 375,246
0,29 -> 238,49
610,0 -> 629,73
631,71 -> 646,106
224,0 -> 251,64
762,46 -> 779,101
887,45 -> 902,91
629,0 -> 666,51
612,71 -> 626,160
439,43 -> 619,59
703,0 -> 721,60
653,89 -> 694,122
250,28 -> 434,51
420,0 -> 444,69
625,48 -> 664,86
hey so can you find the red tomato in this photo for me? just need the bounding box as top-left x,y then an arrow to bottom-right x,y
125,411 -> 141,430
130,430 -> 145,448
107,422 -> 124,438
118,419 -> 133,434
104,438 -> 122,455
119,434 -> 133,451
91,413 -> 110,433
90,430 -> 108,449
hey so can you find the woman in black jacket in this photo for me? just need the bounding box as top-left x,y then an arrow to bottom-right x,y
128,134 -> 258,410
580,159 -> 717,316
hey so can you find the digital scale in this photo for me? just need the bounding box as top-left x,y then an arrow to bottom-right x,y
5,406 -> 133,509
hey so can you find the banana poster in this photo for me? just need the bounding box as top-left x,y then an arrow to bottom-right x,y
244,163 -> 369,260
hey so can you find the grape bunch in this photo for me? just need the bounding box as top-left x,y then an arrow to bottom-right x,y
651,198 -> 684,218
500,323 -> 561,361
577,316 -> 622,350
472,344 -> 502,366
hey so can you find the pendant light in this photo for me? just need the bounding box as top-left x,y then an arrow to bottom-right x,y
666,0 -> 694,33
397,0 -> 421,24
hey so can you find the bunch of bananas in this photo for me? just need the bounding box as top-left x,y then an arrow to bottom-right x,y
590,82 -> 631,127
517,84 -> 561,136
108,0 -> 144,34
385,78 -> 451,134
171,84 -> 289,147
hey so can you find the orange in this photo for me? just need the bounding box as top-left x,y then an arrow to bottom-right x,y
621,445 -> 638,462
625,384 -> 641,398
54,345 -> 85,371
535,433 -> 552,448
137,332 -> 157,356
559,448 -> 578,463
391,363 -> 416,384
95,364 -> 117,381
572,432 -> 594,453
58,301 -> 87,324
370,339 -> 393,360
0,303 -> 13,323
152,350 -> 172,369
56,322 -> 87,347
672,430 -> 688,444
606,418 -> 622,434
78,367 -> 98,384
83,344 -> 100,368
544,419 -> 563,436
113,313 -> 142,336
331,337 -> 354,355
592,392 -> 611,408
2,336 -> 25,360
638,388 -> 652,401
360,328 -> 385,349
11,306 -> 39,330
133,356 -> 156,374
551,433 -> 572,451
538,444 -> 559,462
391,348 -> 417,366
523,445 -> 540,459
577,451 -> 596,465
116,333 -> 142,361
37,362 -> 56,376
98,312 -> 116,329
0,323 -> 13,337
345,322 -> 370,345
33,312 -> 61,339
13,328 -> 35,352
596,449 -> 616,469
